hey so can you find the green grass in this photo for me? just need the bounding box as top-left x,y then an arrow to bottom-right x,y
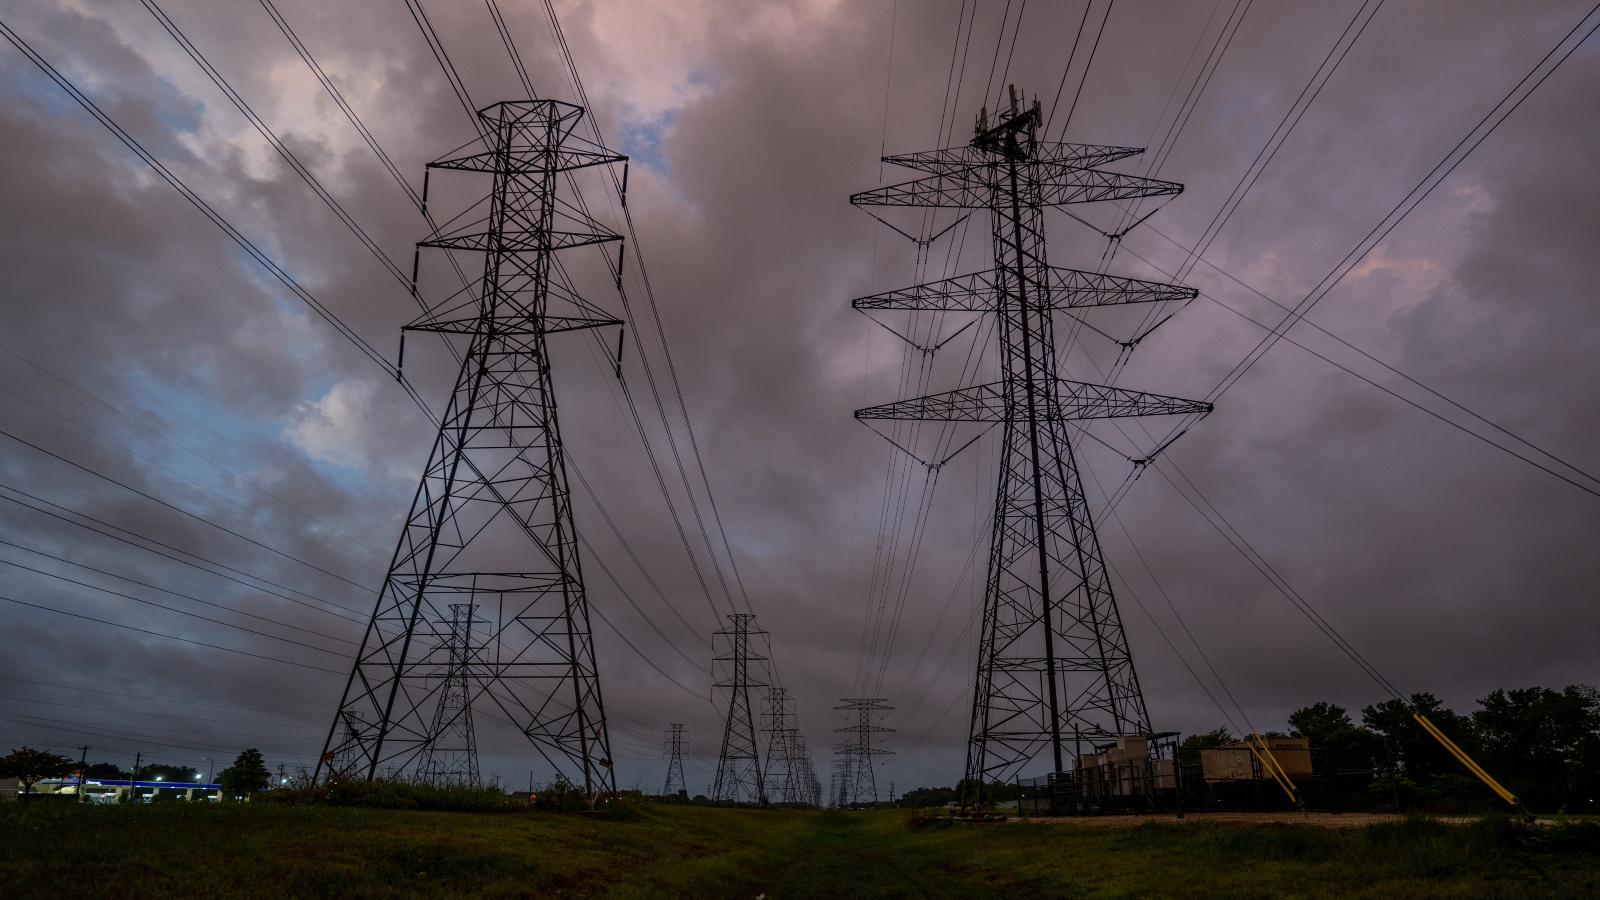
3,803 -> 1598,898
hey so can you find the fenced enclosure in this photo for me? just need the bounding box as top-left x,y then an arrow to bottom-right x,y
1017,733 -> 1381,816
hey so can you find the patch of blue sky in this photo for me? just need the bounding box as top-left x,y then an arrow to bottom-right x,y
0,58 -> 86,120
116,366 -> 375,504
2,55 -> 204,164
619,108 -> 678,175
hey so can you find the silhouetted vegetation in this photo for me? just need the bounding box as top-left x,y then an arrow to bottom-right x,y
889,684 -> 1600,815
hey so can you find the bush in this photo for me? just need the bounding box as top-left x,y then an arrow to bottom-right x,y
263,779 -> 525,813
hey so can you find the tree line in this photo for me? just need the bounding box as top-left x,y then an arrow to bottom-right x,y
0,747 -> 273,799
1188,685 -> 1600,813
890,684 -> 1600,814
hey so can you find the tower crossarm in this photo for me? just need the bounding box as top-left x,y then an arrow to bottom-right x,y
851,267 -> 1196,312
881,142 -> 1143,176
404,315 -> 624,336
854,381 -> 1212,423
849,165 -> 1182,210
419,228 -> 622,254
428,147 -> 627,175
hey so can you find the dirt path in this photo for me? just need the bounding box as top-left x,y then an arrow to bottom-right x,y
1014,811 -> 1487,828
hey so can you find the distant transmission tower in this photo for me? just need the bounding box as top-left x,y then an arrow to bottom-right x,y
761,688 -> 800,803
663,724 -> 687,796
318,101 -> 627,794
790,733 -> 821,807
415,603 -> 482,785
711,614 -> 767,803
834,699 -> 893,805
849,86 -> 1209,806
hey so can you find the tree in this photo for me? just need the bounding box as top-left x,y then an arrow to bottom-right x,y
1362,692 -> 1477,782
1287,702 -> 1382,772
83,763 -> 126,780
143,764 -> 200,784
1472,685 -> 1600,811
1179,728 -> 1236,765
217,749 -> 271,799
0,747 -> 76,797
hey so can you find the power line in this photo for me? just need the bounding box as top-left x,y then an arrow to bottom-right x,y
0,592 -> 343,674
0,338 -> 386,564
0,675 -> 317,718
1196,2 -> 1600,409
0,482 -> 368,622
0,376 -> 384,578
1117,238 -> 1600,501
0,424 -> 377,596
1172,0 -> 1386,283
256,0 -> 421,208
1053,0 -> 1114,141
0,17 -> 423,412
140,0 -> 412,291
0,537 -> 356,650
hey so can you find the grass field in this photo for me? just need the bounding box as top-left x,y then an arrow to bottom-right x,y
3,802 -> 1599,898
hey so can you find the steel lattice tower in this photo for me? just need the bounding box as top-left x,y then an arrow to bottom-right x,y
663,724 -> 687,796
711,614 -> 767,803
414,603 -> 482,785
318,100 -> 627,795
849,86 -> 1210,804
761,688 -> 801,803
790,733 -> 821,807
833,698 -> 892,805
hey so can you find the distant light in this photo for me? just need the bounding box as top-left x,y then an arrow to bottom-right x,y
195,774 -> 203,781
281,779 -> 287,784
155,776 -> 163,782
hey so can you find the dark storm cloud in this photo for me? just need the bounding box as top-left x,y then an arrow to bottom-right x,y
1,0 -> 1597,793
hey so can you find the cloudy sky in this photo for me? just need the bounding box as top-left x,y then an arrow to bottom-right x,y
1,0 -> 1597,796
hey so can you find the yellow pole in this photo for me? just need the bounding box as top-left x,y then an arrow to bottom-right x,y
1246,733 -> 1305,813
1411,712 -> 1532,821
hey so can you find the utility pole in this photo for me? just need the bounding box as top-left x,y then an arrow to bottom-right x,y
834,699 -> 893,805
848,85 -> 1209,809
75,745 -> 88,803
318,101 -> 627,796
663,724 -> 687,797
130,751 -> 141,804
712,614 -> 767,804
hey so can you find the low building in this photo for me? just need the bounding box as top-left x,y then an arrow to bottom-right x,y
29,777 -> 223,802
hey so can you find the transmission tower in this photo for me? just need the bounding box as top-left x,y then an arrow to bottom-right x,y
834,698 -> 893,805
317,100 -> 627,794
414,603 -> 482,785
663,724 -> 687,796
711,614 -> 767,803
790,733 -> 821,806
849,86 -> 1210,805
761,688 -> 802,803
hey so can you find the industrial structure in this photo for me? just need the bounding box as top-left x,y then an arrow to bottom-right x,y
832,698 -> 893,806
317,100 -> 628,796
662,724 -> 688,796
711,613 -> 767,803
849,86 -> 1210,807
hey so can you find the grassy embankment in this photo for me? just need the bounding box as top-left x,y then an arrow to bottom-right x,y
3,801 -> 1599,898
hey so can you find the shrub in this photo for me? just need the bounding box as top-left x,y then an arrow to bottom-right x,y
263,778 -> 525,813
